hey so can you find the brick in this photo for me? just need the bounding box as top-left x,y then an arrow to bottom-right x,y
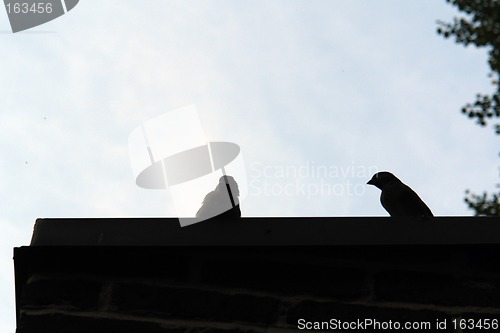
20,278 -> 102,311
17,313 -> 185,333
189,329 -> 261,333
200,260 -> 368,300
286,300 -> 454,332
110,283 -> 281,324
294,246 -> 457,266
109,252 -> 192,282
374,270 -> 500,308
468,251 -> 500,274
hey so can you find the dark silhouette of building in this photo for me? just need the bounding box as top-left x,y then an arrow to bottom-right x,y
14,217 -> 500,332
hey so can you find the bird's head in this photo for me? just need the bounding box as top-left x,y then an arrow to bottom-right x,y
217,175 -> 240,197
367,171 -> 400,190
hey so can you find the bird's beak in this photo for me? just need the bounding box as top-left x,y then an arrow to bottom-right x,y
367,179 -> 374,185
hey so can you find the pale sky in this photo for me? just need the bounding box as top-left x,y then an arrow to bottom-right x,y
1,1 -> 498,331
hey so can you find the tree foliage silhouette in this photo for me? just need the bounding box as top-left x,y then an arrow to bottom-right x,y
437,0 -> 500,216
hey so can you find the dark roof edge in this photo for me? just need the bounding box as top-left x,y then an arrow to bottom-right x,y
29,217 -> 500,246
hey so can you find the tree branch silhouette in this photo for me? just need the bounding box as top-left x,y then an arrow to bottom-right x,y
437,0 -> 500,215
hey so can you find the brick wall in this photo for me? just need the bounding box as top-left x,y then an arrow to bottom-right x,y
14,218 -> 500,332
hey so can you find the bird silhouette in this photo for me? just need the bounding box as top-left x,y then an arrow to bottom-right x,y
196,175 -> 241,219
367,171 -> 433,217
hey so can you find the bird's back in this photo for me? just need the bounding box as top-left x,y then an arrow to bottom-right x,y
381,182 -> 433,217
196,189 -> 241,219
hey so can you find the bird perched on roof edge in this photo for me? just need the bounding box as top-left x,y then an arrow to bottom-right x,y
196,175 -> 241,219
367,171 -> 433,217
